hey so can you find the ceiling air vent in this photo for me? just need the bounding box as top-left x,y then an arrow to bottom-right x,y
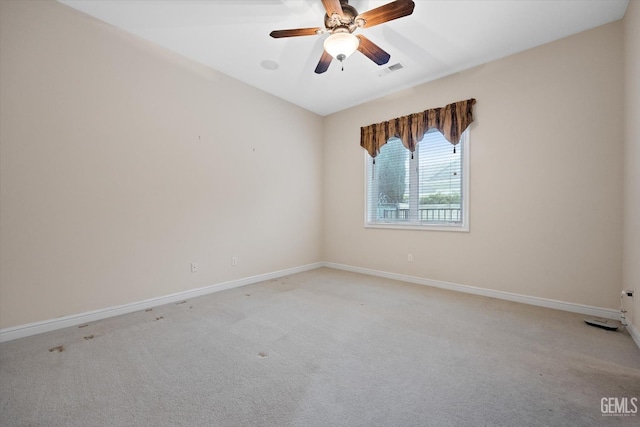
378,63 -> 404,77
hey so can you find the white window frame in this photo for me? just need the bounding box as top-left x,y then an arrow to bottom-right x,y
364,130 -> 470,232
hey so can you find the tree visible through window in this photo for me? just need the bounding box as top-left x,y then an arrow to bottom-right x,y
376,138 -> 408,206
366,129 -> 468,230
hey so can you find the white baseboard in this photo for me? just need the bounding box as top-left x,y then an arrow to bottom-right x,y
0,262 -> 323,343
0,261 -> 629,347
323,262 -> 621,321
626,322 -> 640,350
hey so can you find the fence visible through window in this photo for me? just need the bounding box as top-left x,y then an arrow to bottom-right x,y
378,203 -> 461,223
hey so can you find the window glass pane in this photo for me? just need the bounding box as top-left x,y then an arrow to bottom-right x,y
417,130 -> 462,224
368,138 -> 409,223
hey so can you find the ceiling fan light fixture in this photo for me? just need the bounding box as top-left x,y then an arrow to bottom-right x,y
323,32 -> 359,62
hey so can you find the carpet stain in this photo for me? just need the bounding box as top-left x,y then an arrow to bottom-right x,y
155,316 -> 164,321
83,335 -> 95,340
145,309 -> 153,312
175,301 -> 187,305
258,352 -> 267,358
246,294 -> 251,297
49,345 -> 64,353
78,324 -> 88,328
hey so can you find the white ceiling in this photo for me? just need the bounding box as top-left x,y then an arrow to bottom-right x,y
58,0 -> 629,116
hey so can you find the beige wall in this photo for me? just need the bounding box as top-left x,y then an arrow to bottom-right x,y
623,0 -> 640,334
323,21 -> 624,309
0,0 -> 323,329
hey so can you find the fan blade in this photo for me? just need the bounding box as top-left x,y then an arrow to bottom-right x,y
270,27 -> 322,38
321,0 -> 344,18
315,50 -> 333,74
357,0 -> 415,28
356,35 -> 390,65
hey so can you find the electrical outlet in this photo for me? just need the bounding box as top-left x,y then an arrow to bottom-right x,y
231,257 -> 238,266
191,262 -> 198,273
408,254 -> 413,262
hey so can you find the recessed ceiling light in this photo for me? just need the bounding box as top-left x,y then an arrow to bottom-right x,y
260,60 -> 279,71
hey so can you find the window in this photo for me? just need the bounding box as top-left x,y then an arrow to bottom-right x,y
365,129 -> 469,231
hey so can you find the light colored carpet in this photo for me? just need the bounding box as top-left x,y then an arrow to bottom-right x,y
1,268 -> 639,426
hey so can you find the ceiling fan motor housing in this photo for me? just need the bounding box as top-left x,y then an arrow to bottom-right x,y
324,2 -> 360,33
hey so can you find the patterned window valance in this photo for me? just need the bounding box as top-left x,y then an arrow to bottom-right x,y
360,98 -> 476,159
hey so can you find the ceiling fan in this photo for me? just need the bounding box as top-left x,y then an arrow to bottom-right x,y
270,0 -> 415,74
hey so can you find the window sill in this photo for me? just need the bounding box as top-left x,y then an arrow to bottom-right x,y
365,223 -> 469,232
